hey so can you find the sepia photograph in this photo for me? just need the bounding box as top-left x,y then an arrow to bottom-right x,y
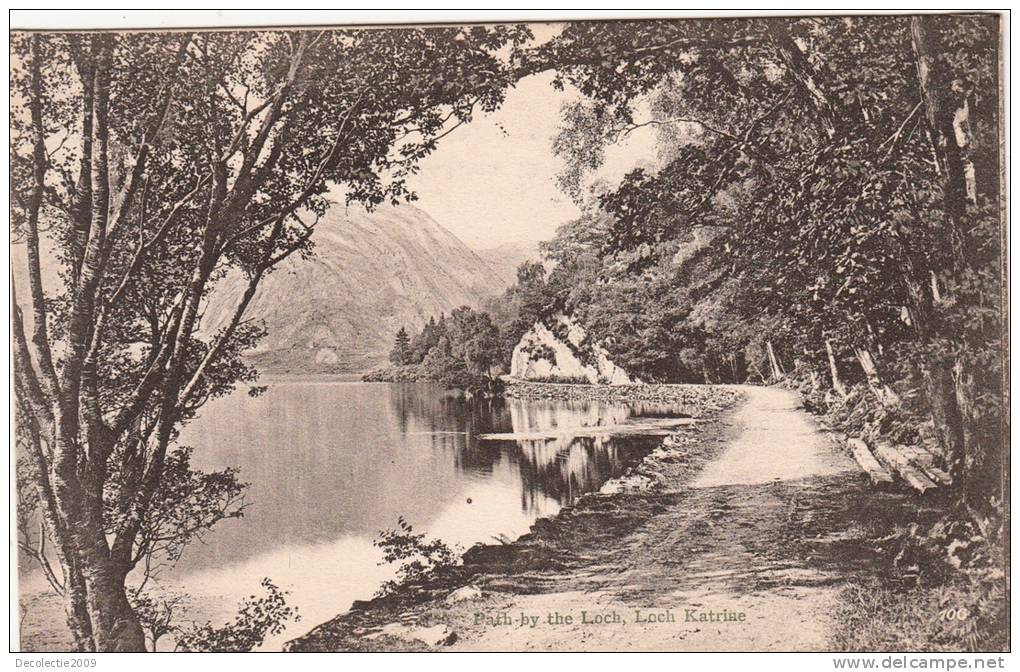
7,8 -> 1010,659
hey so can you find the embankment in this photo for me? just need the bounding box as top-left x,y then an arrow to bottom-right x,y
503,380 -> 737,413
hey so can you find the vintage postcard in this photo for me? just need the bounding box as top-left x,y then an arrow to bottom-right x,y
9,10 -> 1009,658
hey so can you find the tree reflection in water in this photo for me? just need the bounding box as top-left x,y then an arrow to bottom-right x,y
389,385 -> 684,512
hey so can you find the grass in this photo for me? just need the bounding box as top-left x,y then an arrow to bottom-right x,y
830,563 -> 1007,651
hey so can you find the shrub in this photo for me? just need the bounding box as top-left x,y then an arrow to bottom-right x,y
374,517 -> 460,597
174,578 -> 298,652
831,572 -> 1006,652
831,515 -> 1006,652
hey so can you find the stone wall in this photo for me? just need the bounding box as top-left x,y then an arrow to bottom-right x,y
503,380 -> 743,418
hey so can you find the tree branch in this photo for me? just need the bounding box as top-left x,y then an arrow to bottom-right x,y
21,35 -> 61,403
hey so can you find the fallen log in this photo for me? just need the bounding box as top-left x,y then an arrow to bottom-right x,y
873,440 -> 938,494
896,444 -> 952,486
846,437 -> 895,488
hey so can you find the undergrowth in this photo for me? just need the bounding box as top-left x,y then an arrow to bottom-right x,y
830,514 -> 1006,652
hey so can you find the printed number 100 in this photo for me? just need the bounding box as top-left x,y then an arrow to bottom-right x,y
939,608 -> 970,621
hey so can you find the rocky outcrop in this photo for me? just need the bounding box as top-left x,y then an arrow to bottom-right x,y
510,314 -> 636,385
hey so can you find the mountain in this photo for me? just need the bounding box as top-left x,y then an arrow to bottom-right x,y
472,241 -> 541,286
202,203 -> 509,374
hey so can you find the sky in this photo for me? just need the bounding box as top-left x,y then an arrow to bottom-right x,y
406,72 -> 580,250
403,32 -> 659,250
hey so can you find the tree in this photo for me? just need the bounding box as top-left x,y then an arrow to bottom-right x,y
447,306 -> 501,377
11,25 -> 528,651
410,307 -> 502,390
534,16 -> 1002,501
389,327 -> 412,365
409,316 -> 440,364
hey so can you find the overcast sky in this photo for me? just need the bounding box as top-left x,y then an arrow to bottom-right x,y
405,41 -> 658,250
347,20 -> 661,251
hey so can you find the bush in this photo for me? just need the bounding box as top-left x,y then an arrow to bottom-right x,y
174,578 -> 298,652
831,572 -> 1006,652
831,516 -> 1006,652
374,517 -> 460,597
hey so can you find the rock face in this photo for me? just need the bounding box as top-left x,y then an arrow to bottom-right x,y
444,585 -> 483,604
510,314 -> 637,385
202,203 -> 508,373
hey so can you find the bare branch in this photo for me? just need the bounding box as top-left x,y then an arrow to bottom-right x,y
880,100 -> 924,162
611,116 -> 738,144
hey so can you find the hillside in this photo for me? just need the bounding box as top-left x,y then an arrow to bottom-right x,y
472,241 -> 541,285
202,203 -> 509,374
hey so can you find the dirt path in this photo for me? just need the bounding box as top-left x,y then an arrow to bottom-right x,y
434,386 -> 859,651
291,385 -> 922,652
692,386 -> 855,488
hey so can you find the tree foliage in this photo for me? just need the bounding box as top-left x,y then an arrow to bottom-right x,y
11,24 -> 529,651
389,327 -> 412,365
174,578 -> 297,652
374,517 -> 459,598
397,307 -> 502,392
531,15 -> 1003,507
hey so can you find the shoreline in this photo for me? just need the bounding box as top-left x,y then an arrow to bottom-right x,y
501,380 -> 741,409
285,383 -> 745,652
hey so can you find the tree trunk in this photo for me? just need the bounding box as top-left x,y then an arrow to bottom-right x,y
903,275 -> 967,488
23,412 -> 147,651
825,339 -> 847,398
766,340 -> 784,381
62,578 -> 96,652
47,485 -> 146,651
78,547 -> 146,652
766,20 -> 839,137
854,347 -> 901,406
909,15 -> 980,493
919,362 -> 967,487
911,15 -> 972,264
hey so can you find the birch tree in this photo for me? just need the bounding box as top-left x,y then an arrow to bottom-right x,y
10,25 -> 527,651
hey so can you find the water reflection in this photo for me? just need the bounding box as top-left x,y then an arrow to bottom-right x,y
385,388 -> 658,513
68,381 -> 684,648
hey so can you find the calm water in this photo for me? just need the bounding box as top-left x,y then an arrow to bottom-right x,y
24,380 -> 689,649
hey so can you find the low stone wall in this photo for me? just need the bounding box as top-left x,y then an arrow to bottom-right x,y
502,380 -> 743,417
